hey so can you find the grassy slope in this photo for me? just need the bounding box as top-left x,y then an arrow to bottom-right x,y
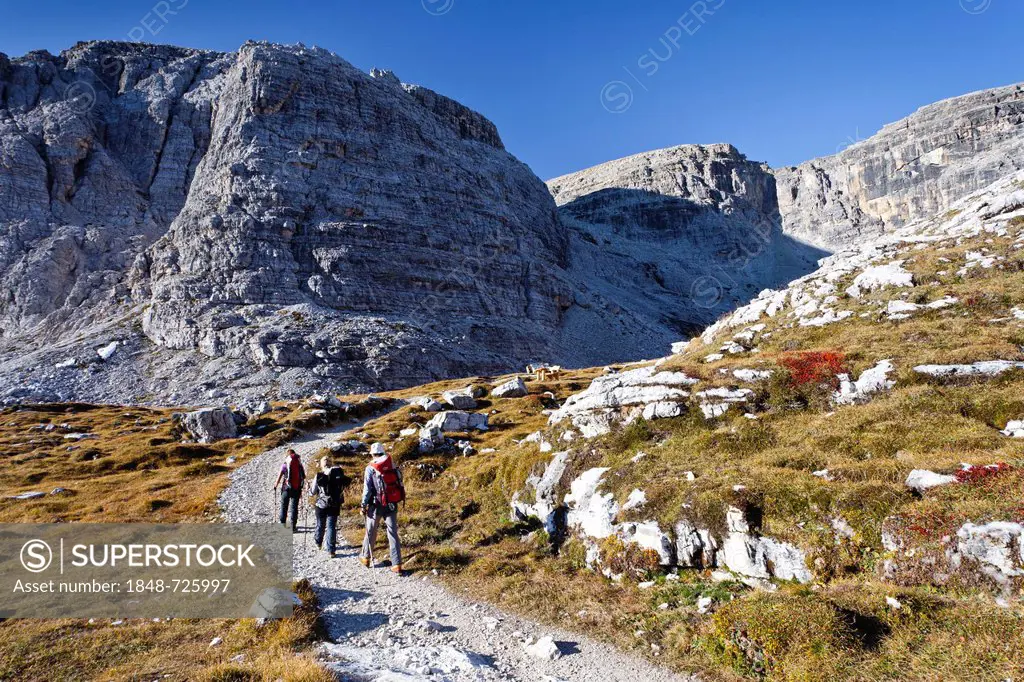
320,216 -> 1024,680
0,403 -> 334,682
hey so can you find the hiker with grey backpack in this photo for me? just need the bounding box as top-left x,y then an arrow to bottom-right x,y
359,442 -> 406,574
310,455 -> 347,557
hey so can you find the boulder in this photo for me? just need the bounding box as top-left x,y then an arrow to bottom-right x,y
248,588 -> 302,619
442,388 -> 477,410
96,341 -> 119,361
492,377 -> 528,399
418,425 -> 444,453
415,396 -> 444,412
239,401 -> 272,420
425,411 -> 488,433
905,469 -> 957,492
524,635 -> 561,661
180,407 -> 237,443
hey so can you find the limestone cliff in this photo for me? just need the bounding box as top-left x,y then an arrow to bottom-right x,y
0,41 -> 574,402
547,143 -> 827,353
776,82 -> 1024,249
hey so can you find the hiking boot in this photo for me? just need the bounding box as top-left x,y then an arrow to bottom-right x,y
391,565 -> 403,574
359,556 -> 370,567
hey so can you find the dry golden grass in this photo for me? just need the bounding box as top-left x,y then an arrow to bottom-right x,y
0,402 -> 340,682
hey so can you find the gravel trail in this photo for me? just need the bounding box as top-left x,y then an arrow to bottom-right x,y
221,417 -> 695,682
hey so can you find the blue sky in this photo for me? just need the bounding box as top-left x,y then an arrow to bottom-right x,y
2,0 -> 1022,179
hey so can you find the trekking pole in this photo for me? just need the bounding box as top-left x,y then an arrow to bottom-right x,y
364,508 -> 377,584
303,486 -> 309,548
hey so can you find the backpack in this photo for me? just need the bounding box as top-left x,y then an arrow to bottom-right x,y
286,455 -> 304,490
325,468 -> 345,507
370,456 -> 405,507
313,469 -> 344,509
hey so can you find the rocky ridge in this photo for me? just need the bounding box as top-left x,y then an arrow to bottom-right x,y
776,81 -> 1024,249
547,144 -> 829,346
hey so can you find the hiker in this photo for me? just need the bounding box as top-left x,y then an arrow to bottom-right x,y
274,448 -> 305,532
359,442 -> 405,573
310,455 -> 347,557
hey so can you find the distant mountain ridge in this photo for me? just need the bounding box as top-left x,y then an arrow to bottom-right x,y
775,81 -> 1024,249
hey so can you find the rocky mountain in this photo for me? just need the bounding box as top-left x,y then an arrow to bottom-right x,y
2,39 -> 1023,406
776,82 -> 1024,249
0,41 -> 582,403
547,143 -> 828,343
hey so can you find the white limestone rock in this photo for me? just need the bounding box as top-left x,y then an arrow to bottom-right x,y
913,360 -> 1024,378
179,407 -> 237,443
442,388 -> 478,410
846,261 -> 914,298
621,489 -> 647,511
524,635 -> 562,661
619,521 -> 675,566
641,401 -> 685,421
954,521 -> 1024,584
905,469 -> 957,491
415,397 -> 444,413
549,366 -> 696,437
511,451 -> 571,534
96,341 -> 119,361
492,377 -> 528,399
834,359 -> 896,405
674,520 -> 718,569
1000,420 -> 1024,438
732,368 -> 773,382
564,468 -> 617,539
425,411 -> 488,433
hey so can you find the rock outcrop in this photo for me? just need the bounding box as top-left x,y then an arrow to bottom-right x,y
548,365 -> 698,437
776,82 -> 1024,249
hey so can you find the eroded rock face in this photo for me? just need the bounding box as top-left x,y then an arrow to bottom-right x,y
776,83 -> 1024,249
0,41 -> 573,403
548,144 -> 829,357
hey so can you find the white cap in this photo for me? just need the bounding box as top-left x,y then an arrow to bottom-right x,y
369,442 -> 386,456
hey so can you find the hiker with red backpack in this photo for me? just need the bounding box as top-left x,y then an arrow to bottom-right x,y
274,448 -> 306,532
359,442 -> 405,574
310,455 -> 348,557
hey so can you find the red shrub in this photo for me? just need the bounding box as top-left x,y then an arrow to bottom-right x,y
780,351 -> 847,388
954,462 -> 1013,484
